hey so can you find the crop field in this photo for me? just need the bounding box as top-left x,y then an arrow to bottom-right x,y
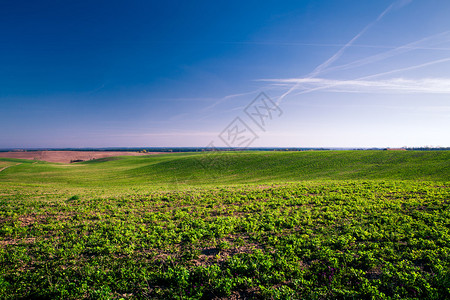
0,151 -> 449,299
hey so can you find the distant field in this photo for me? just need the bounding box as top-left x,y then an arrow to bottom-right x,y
0,151 -> 449,299
0,151 -> 160,164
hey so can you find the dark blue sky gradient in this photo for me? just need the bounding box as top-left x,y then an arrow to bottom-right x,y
1,0 -> 449,148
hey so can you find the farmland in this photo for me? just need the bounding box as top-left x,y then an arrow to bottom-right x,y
0,151 -> 449,299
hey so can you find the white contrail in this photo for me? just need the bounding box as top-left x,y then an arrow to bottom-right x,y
205,1 -> 418,117
311,2 -> 396,77
257,31 -> 450,84
276,0 -> 402,105
323,30 -> 450,75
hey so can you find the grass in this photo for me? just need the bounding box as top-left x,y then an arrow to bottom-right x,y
0,151 -> 449,299
1,151 -> 449,188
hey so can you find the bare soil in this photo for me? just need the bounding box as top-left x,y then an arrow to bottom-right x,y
0,151 -> 161,164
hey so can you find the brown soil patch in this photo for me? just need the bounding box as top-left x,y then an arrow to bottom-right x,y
0,151 -> 162,164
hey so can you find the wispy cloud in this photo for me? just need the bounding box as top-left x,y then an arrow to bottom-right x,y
258,56 -> 450,97
224,41 -> 450,51
261,77 -> 450,94
323,30 -> 450,75
362,57 -> 450,79
200,90 -> 258,113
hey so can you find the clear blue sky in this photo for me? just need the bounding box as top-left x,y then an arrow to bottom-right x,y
1,0 -> 449,148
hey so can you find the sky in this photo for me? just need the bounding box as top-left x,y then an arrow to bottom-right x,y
1,0 -> 450,148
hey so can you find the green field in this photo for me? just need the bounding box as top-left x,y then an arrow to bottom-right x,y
0,151 -> 449,299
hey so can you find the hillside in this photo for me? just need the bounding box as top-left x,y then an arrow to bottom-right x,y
0,151 -> 448,191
